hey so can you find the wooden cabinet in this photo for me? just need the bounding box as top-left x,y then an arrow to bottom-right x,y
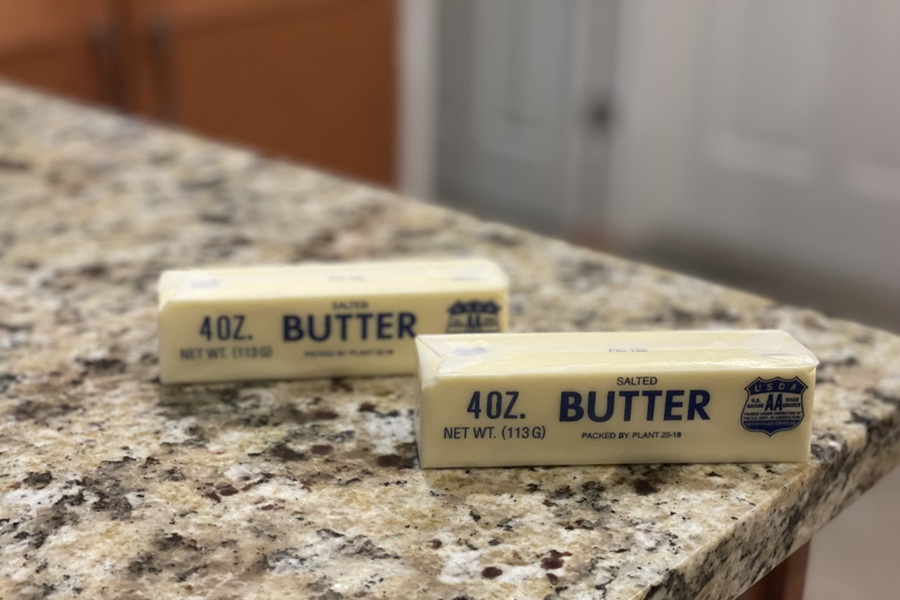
0,0 -> 397,186
0,0 -> 120,106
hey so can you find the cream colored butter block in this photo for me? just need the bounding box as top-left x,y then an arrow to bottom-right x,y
415,330 -> 818,468
158,260 -> 509,383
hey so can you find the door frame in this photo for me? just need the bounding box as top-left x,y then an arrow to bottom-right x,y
397,0 -> 438,200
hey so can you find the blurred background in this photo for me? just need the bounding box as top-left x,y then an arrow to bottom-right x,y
2,0 -> 896,332
0,1 -> 896,596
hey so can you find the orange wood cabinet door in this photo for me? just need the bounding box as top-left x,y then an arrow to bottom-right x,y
119,0 -> 397,186
0,0 -> 120,106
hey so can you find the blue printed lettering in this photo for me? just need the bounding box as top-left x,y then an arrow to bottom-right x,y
688,389 -> 710,420
283,315 -> 303,341
642,389 -> 661,420
377,312 -> 393,340
620,390 -> 638,421
398,312 -> 416,338
335,313 -> 352,340
587,391 -> 615,422
283,312 -> 421,343
308,315 -> 331,342
559,389 -> 712,423
357,313 -> 372,340
559,391 -> 584,422
664,389 -> 684,421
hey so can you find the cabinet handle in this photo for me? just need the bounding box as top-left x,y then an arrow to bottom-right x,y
90,20 -> 126,111
148,15 -> 179,121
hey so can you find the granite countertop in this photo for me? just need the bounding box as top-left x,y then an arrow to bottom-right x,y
1,84 -> 898,600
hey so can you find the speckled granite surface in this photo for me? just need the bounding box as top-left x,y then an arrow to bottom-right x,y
1,84 -> 898,600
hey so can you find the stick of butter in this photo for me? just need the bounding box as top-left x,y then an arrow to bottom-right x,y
158,260 -> 509,383
415,330 -> 817,468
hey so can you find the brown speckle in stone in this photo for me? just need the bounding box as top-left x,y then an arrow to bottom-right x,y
669,307 -> 695,325
483,229 -> 521,246
77,356 -> 127,375
550,485 -> 574,500
176,564 -> 206,582
317,528 -> 345,539
23,471 -> 52,488
164,468 -> 185,482
240,473 -> 274,492
198,212 -> 232,224
106,455 -> 135,467
488,538 -> 502,546
357,401 -> 401,418
58,489 -> 85,506
128,554 -> 160,576
0,157 -> 30,170
822,355 -> 860,369
342,535 -> 398,560
429,539 -> 442,549
311,444 -> 333,455
14,400 -> 77,423
154,532 -> 199,552
496,518 -> 514,531
0,373 -> 20,394
183,425 -> 208,445
542,556 -> 564,570
581,480 -> 605,496
541,549 -> 571,570
181,175 -> 224,191
270,443 -> 307,461
78,263 -> 108,278
375,454 -> 414,469
88,479 -> 134,520
331,378 -> 353,392
327,430 -> 355,444
218,484 -> 239,496
481,566 -> 502,579
313,410 -> 339,421
547,573 -> 559,585
711,306 -> 741,323
633,478 -> 659,496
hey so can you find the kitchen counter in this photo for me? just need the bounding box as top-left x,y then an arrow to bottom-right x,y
1,84 -> 898,599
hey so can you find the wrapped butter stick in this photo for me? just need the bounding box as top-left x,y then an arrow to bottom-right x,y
415,330 -> 817,468
158,260 -> 508,383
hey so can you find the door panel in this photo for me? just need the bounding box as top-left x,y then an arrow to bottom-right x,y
435,0 -> 581,233
609,0 -> 900,324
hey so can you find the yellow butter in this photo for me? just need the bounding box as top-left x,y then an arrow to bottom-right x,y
158,260 -> 509,383
415,330 -> 817,468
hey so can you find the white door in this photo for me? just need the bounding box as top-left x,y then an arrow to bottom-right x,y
608,0 -> 900,325
433,0 -> 619,237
